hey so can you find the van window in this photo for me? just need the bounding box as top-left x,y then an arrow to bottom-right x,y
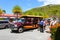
0,21 -> 8,23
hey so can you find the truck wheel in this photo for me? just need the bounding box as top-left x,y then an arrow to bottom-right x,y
18,27 -> 23,33
4,25 -> 9,29
11,30 -> 14,33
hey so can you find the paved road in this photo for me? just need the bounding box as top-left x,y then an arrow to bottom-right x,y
0,29 -> 51,40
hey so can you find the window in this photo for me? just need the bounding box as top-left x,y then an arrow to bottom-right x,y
0,21 -> 8,23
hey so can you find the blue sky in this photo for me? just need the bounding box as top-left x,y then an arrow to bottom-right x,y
0,0 -> 44,14
0,0 -> 60,14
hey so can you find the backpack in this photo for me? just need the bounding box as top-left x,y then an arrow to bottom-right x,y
39,21 -> 44,25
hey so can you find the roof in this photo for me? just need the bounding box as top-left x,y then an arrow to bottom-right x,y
19,15 -> 43,18
0,14 -> 20,18
0,14 -> 16,17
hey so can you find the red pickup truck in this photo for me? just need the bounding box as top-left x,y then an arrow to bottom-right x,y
10,17 -> 39,33
10,18 -> 25,33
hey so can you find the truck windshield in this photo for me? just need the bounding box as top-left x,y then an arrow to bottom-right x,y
13,18 -> 25,23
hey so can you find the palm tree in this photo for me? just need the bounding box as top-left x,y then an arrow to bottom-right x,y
0,9 -> 3,14
0,9 -> 4,20
12,5 -> 22,14
12,5 -> 22,20
2,10 -> 6,13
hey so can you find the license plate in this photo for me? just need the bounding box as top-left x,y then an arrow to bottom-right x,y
13,28 -> 17,30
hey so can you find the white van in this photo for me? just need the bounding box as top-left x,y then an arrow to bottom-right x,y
0,20 -> 9,28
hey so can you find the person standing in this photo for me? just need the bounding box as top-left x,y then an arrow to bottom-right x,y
39,19 -> 44,33
9,18 -> 14,28
45,20 -> 50,33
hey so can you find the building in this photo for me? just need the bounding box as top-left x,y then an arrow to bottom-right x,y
0,14 -> 20,20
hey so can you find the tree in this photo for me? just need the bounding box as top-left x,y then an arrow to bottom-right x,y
12,5 -> 22,15
12,5 -> 22,20
2,10 -> 6,13
0,9 -> 4,20
0,9 -> 3,14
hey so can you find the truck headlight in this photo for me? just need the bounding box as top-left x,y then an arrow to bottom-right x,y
14,25 -> 17,27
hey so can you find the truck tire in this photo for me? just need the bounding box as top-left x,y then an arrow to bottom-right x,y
11,30 -> 14,33
18,27 -> 23,33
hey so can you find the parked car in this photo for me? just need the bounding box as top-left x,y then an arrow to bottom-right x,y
0,20 -> 9,29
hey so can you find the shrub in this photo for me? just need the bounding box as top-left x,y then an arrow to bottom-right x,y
54,27 -> 60,40
51,28 -> 57,40
51,24 -> 58,40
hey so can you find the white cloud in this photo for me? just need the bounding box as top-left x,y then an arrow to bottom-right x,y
37,0 -> 60,6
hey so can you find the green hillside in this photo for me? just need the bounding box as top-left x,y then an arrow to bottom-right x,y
24,4 -> 60,17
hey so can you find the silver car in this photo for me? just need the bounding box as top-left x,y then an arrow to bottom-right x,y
0,20 -> 9,28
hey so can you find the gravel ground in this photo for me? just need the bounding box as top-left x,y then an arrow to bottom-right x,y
0,29 -> 51,40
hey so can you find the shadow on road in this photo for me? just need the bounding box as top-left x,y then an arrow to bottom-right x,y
11,29 -> 36,33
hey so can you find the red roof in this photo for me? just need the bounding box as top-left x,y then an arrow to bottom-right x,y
0,14 -> 20,17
